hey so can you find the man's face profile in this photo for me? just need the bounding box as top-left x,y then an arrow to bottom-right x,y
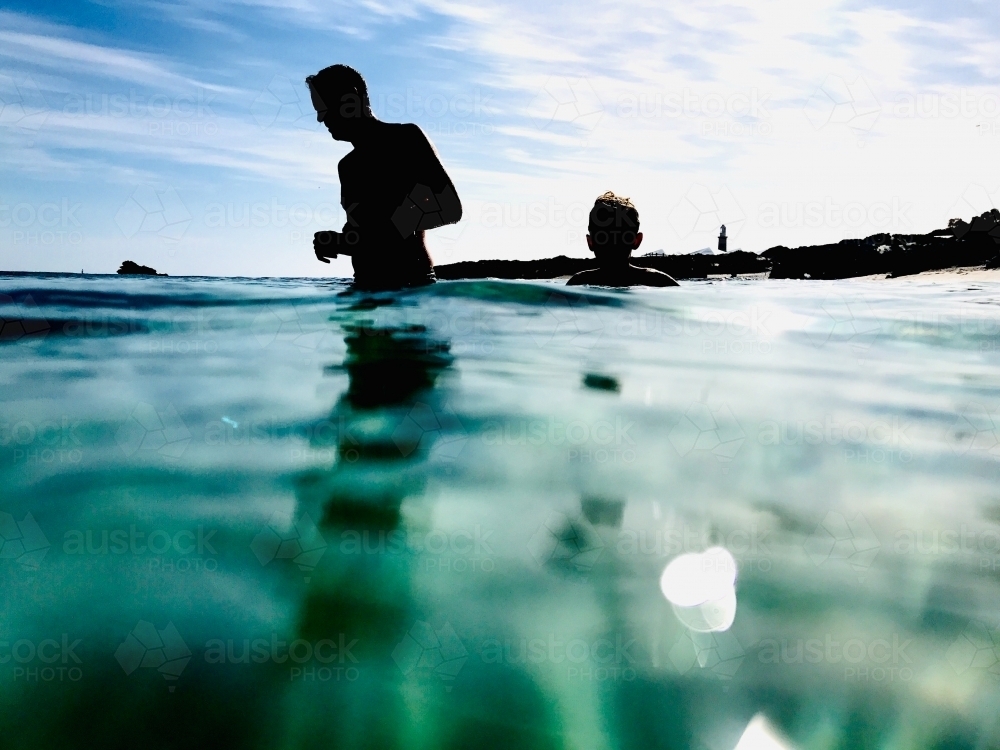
310,85 -> 354,141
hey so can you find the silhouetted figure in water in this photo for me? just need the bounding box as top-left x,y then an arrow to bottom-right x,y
567,192 -> 678,287
307,65 -> 462,290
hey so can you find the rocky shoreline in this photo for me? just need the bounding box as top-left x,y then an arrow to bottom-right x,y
436,210 -> 1000,281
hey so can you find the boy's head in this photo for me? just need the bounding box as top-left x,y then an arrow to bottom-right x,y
587,191 -> 643,261
306,64 -> 373,141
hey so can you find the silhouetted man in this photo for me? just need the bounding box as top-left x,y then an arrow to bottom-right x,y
567,192 -> 678,287
308,65 -> 462,290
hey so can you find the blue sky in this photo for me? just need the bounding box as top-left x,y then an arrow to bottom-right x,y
1,0 -> 999,276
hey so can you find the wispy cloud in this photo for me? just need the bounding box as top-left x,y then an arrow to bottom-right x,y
0,11 -> 241,93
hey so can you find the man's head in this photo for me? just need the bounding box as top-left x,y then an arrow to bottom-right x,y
587,192 -> 643,261
306,64 -> 373,141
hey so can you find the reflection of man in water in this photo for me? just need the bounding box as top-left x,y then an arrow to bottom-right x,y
307,65 -> 463,290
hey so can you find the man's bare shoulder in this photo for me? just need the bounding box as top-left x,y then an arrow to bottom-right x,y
380,121 -> 428,142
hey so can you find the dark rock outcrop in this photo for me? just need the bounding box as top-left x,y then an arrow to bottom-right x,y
764,210 -> 1000,280
117,260 -> 164,276
637,249 -> 769,279
435,255 -> 590,280
434,211 -> 1000,282
435,250 -> 769,281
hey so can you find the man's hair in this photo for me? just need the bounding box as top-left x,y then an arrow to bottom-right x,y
305,64 -> 372,118
588,191 -> 639,241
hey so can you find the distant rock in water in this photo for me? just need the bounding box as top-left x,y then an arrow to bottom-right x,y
117,261 -> 165,276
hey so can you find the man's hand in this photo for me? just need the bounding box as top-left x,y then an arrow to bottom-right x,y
314,231 -> 339,263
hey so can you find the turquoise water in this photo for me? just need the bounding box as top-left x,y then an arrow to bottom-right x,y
2,273 -> 1000,749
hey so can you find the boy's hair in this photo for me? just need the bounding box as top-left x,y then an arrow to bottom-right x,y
305,64 -> 372,118
588,191 -> 639,245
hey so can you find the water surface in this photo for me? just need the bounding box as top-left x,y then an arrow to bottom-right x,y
2,273 -> 999,749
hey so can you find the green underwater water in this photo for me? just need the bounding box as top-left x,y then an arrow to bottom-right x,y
1,273 -> 1000,749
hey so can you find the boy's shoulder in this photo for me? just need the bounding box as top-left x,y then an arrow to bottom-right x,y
567,266 -> 680,287
566,268 -> 601,286
631,266 -> 679,287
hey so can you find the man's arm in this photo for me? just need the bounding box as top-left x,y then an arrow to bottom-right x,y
390,125 -> 462,238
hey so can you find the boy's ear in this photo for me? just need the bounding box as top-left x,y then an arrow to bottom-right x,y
632,232 -> 643,250
586,234 -> 594,251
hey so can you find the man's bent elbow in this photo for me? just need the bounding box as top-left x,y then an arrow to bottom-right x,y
436,184 -> 462,225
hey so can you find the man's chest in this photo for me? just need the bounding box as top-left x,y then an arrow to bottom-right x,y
340,150 -> 415,203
